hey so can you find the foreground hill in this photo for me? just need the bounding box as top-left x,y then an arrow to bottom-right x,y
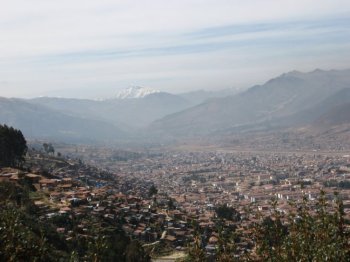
151,69 -> 350,137
0,149 -> 150,261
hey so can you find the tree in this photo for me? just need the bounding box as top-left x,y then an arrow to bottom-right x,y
43,143 -> 55,155
167,198 -> 175,210
0,205 -> 51,261
125,240 -> 150,262
215,204 -> 241,222
0,182 -> 66,261
185,233 -> 207,262
253,192 -> 350,261
148,185 -> 158,197
215,226 -> 240,262
0,124 -> 27,167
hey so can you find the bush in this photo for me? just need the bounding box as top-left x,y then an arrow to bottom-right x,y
253,192 -> 350,261
215,204 -> 241,222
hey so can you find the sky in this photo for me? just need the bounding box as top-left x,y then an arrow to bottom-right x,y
1,0 -> 350,99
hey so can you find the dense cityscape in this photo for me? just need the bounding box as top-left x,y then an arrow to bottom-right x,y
2,140 -> 349,260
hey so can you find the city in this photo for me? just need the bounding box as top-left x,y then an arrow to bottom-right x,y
2,142 -> 349,260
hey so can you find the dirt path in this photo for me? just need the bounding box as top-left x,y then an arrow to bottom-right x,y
152,251 -> 186,262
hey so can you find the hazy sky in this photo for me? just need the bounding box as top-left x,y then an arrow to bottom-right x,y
1,0 -> 350,98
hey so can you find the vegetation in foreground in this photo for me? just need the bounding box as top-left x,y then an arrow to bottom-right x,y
186,192 -> 350,261
0,180 -> 151,262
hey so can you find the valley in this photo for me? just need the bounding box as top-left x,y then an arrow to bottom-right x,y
2,67 -> 350,259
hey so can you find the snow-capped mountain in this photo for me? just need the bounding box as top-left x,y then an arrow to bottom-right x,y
116,86 -> 161,99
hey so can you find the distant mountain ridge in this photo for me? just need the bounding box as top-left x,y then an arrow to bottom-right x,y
27,87 -> 240,130
0,97 -> 125,143
1,69 -> 350,145
151,69 -> 350,137
178,88 -> 241,105
115,86 -> 161,99
29,92 -> 191,129
0,85 -> 241,143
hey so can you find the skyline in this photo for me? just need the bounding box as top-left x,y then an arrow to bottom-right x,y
1,0 -> 350,98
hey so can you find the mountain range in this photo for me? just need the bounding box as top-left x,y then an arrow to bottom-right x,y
0,87 -> 239,143
152,69 -> 350,136
1,69 -> 350,146
0,97 -> 125,143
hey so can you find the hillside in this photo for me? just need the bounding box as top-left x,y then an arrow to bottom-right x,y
30,92 -> 191,129
0,149 -> 149,261
178,88 -> 241,105
151,69 -> 350,137
276,88 -> 350,127
0,97 -> 125,143
313,102 -> 350,127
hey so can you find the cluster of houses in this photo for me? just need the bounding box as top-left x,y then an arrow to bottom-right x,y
2,148 -> 350,257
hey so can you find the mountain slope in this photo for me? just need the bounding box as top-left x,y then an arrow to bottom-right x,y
279,88 -> 350,126
312,102 -> 350,128
291,102 -> 350,149
178,88 -> 242,105
0,97 -> 125,143
151,69 -> 350,137
30,92 -> 191,128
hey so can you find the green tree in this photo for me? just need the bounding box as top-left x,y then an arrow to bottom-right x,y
186,233 -> 207,262
167,198 -> 175,210
253,192 -> 350,261
215,226 -> 240,262
148,185 -> 158,197
0,182 -> 68,261
0,205 -> 49,261
215,204 -> 241,222
0,124 -> 27,167
125,240 -> 150,262
43,143 -> 55,155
